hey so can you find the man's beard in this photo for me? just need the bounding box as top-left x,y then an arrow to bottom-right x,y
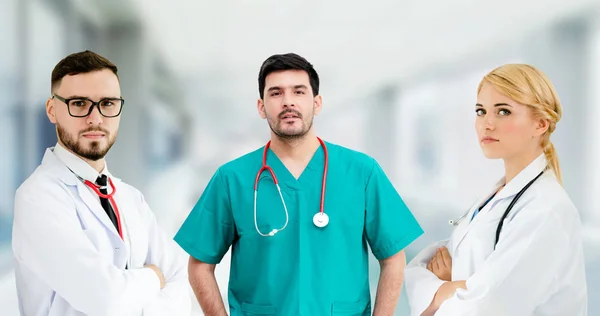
267,109 -> 314,140
57,124 -> 115,161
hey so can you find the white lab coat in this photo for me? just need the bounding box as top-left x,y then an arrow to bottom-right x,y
12,148 -> 191,316
405,154 -> 587,316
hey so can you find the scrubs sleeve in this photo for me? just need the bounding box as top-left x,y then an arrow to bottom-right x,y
364,159 -> 424,260
174,168 -> 235,264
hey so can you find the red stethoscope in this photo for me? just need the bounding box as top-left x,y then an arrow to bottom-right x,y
65,165 -> 131,269
82,176 -> 124,240
254,137 -> 329,237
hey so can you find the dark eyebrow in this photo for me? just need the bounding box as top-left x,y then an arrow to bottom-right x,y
65,95 -> 121,100
65,95 -> 90,99
267,85 -> 308,92
475,103 -> 513,107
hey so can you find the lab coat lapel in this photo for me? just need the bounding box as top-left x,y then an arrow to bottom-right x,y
43,147 -> 124,244
109,177 -> 133,268
450,181 -> 503,255
451,154 -> 548,254
75,178 -> 123,240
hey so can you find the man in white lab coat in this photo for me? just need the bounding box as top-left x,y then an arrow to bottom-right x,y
11,50 -> 191,316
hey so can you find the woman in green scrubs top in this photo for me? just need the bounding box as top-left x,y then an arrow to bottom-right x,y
174,53 -> 424,316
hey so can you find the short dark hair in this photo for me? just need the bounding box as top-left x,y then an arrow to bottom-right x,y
258,53 -> 320,99
51,50 -> 118,92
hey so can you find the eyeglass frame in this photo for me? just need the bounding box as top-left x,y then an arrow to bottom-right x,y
52,94 -> 125,118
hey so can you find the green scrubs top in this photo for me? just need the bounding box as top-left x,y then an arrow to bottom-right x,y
174,141 -> 423,315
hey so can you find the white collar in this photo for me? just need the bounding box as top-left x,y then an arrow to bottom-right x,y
494,153 -> 548,200
52,142 -> 110,183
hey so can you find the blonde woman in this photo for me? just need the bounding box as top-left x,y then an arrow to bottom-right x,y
405,64 -> 587,316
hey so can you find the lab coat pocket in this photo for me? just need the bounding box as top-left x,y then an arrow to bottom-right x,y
332,299 -> 369,315
241,302 -> 276,315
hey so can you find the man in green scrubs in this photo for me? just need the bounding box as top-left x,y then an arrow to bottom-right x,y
174,53 -> 424,315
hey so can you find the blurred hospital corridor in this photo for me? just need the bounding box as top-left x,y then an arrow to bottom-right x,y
2,0 -> 600,315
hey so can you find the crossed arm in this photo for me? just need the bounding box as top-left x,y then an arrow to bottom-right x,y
421,247 -> 467,316
140,197 -> 192,316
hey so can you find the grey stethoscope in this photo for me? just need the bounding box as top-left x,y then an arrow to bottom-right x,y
449,170 -> 544,249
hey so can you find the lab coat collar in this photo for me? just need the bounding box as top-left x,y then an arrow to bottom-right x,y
450,153 -> 548,255
38,147 -> 123,239
493,153 -> 548,201
50,142 -> 120,185
40,148 -> 78,185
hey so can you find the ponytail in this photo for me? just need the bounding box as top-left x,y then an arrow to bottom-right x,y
543,140 -> 562,184
479,63 -> 563,184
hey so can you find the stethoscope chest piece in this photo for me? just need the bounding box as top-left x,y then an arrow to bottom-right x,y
255,137 -> 330,236
313,212 -> 329,228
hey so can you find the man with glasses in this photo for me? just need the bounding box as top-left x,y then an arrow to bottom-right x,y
12,50 -> 191,316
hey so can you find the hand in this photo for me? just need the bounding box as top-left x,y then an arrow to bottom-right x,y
432,281 -> 467,310
421,281 -> 466,316
426,246 -> 452,281
145,264 -> 166,289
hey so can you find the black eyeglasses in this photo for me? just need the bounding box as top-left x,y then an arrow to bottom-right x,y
52,94 -> 125,118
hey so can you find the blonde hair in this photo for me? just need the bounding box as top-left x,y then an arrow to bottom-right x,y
477,64 -> 563,184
